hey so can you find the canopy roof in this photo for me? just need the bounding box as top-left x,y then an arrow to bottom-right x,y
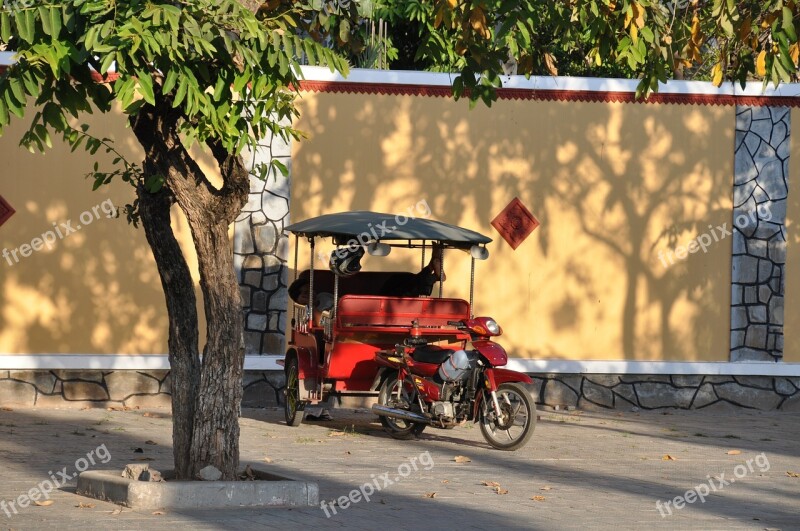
286,211 -> 491,246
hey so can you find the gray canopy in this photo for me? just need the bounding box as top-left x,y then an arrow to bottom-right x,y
285,211 -> 491,246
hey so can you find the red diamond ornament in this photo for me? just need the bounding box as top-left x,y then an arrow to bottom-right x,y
491,197 -> 539,250
0,195 -> 15,228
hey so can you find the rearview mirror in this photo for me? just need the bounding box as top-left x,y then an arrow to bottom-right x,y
367,242 -> 391,257
470,245 -> 489,260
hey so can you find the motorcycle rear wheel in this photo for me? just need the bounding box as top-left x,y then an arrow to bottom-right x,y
377,371 -> 427,440
479,383 -> 535,450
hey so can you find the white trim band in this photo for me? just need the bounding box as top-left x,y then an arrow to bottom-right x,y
2,355 -> 799,376
505,359 -> 800,376
0,355 -> 281,371
300,65 -> 800,99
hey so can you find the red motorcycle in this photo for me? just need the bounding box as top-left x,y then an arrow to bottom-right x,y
282,210 -> 536,451
373,317 -> 535,451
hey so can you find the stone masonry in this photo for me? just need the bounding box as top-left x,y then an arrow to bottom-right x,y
0,370 -> 286,409
531,373 -> 800,411
730,106 -> 790,362
235,131 -> 292,357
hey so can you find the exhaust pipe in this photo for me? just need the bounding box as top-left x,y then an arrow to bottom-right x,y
372,404 -> 431,424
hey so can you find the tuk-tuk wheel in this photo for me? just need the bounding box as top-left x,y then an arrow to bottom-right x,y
284,358 -> 304,427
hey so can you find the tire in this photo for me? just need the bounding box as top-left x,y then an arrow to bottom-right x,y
284,358 -> 304,427
377,371 -> 427,440
479,383 -> 536,451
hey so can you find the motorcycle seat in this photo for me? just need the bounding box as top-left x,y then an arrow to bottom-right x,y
411,345 -> 453,364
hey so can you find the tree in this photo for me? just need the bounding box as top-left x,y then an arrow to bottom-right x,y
397,0 -> 799,103
1,0 -> 796,481
0,0 -> 353,480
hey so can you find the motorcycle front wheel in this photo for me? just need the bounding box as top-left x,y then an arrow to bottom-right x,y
377,371 -> 427,440
479,383 -> 536,450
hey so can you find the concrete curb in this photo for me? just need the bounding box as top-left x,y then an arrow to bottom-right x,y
76,464 -> 318,510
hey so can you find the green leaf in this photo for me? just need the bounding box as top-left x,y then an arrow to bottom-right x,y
8,77 -> 25,103
0,97 -> 8,125
339,19 -> 350,43
0,12 -> 11,42
162,69 -> 178,94
136,69 -> 155,105
50,6 -> 62,38
173,78 -> 188,107
99,52 -> 115,74
39,6 -> 52,36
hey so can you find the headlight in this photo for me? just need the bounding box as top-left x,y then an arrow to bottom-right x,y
485,319 -> 500,335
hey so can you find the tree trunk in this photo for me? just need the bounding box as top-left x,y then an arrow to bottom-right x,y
188,220 -> 246,479
136,180 -> 201,480
131,106 -> 249,480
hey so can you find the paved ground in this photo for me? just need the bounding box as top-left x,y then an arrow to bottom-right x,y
0,404 -> 798,530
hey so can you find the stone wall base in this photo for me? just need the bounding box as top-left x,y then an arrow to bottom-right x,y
0,370 -> 286,409
2,370 -> 799,411
531,373 -> 800,411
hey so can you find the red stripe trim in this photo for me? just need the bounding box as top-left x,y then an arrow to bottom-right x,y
298,79 -> 800,107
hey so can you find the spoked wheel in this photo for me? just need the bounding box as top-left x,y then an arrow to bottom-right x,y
377,371 -> 427,440
479,383 -> 536,450
284,358 -> 304,427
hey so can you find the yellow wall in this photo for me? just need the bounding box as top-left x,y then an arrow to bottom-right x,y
784,107 -> 800,362
0,105 -> 209,354
292,92 -> 735,361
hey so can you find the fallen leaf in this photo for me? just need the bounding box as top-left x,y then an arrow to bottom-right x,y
441,480 -> 449,484
423,492 -> 437,498
662,455 -> 677,461
540,486 -> 552,491
482,481 -> 501,488
145,440 -> 157,445
143,412 -> 155,417
344,451 -> 351,455
453,455 -> 471,463
111,508 -> 123,516
787,471 -> 800,478
152,510 -> 166,515
494,487 -> 509,495
328,431 -> 346,437
33,500 -> 54,507
531,495 -> 546,501
263,457 -> 273,463
1,407 -> 12,411
726,450 -> 742,455
76,503 -> 95,509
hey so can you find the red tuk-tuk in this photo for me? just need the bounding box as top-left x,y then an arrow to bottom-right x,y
281,211 -> 535,450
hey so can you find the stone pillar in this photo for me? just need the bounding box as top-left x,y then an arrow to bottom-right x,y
234,132 -> 292,356
730,106 -> 790,361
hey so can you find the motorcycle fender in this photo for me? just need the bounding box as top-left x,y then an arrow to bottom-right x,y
472,340 -> 508,367
472,368 -> 532,418
484,367 -> 533,390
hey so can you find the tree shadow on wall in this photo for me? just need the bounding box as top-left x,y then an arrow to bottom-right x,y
292,91 -> 734,361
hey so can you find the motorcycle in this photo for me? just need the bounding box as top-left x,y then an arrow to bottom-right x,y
373,317 -> 536,451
